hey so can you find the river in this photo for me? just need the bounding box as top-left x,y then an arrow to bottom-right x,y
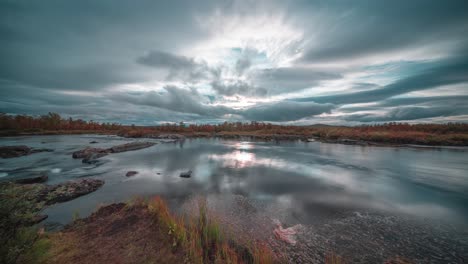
1,135 -> 467,262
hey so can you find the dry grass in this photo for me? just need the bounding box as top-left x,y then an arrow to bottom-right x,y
147,196 -> 277,264
325,252 -> 345,264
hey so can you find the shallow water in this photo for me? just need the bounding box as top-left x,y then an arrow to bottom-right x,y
1,135 -> 468,261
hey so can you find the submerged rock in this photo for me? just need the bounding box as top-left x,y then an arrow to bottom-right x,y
156,134 -> 185,140
125,171 -> 138,177
180,170 -> 192,178
0,145 -> 53,158
72,142 -> 156,163
89,141 -> 99,144
82,152 -> 109,164
109,142 -> 156,153
15,174 -> 48,184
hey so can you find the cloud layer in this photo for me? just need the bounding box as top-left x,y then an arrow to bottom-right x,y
1,0 -> 467,124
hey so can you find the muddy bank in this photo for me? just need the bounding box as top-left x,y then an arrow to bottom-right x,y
42,197 -> 278,264
45,203 -> 186,264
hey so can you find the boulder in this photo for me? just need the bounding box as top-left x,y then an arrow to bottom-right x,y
15,174 -> 48,184
180,170 -> 192,178
125,171 -> 138,177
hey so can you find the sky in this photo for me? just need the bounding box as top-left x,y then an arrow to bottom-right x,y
1,0 -> 468,125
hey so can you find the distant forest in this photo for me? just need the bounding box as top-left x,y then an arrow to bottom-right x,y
1,112 -> 468,145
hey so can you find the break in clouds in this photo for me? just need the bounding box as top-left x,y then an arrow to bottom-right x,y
1,0 -> 468,125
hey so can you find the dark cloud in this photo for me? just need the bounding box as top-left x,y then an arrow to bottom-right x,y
211,80 -> 267,97
235,58 -> 251,76
241,101 -> 334,122
299,0 -> 468,63
137,50 -> 198,70
252,67 -> 342,94
111,86 -> 231,117
111,86 -> 334,122
0,1 -> 216,90
340,96 -> 468,113
297,56 -> 468,105
136,50 -> 213,81
344,106 -> 468,122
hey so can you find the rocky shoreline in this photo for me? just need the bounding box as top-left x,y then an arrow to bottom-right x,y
0,177 -> 105,264
0,178 -> 104,225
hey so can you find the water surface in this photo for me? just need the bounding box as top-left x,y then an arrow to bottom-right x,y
1,135 -> 467,226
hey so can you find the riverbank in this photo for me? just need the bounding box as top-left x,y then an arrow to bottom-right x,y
3,129 -> 468,148
1,185 -> 278,264
0,178 -> 104,263
2,114 -> 468,146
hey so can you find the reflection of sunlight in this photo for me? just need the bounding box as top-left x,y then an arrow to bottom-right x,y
233,141 -> 252,150
208,150 -> 365,193
237,151 -> 254,162
209,150 -> 256,168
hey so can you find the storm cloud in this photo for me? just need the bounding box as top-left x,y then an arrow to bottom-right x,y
1,0 -> 467,124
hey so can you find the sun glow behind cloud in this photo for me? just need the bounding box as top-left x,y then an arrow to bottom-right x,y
191,10 -> 304,68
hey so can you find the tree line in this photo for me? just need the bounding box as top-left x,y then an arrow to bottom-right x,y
1,112 -> 467,135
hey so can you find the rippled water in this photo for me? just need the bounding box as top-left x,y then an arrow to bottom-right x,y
1,135 -> 468,226
1,135 -> 468,261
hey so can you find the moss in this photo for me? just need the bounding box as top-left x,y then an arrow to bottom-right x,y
0,183 -> 48,264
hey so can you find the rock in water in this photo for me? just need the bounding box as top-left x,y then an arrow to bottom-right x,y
0,145 -> 31,158
0,145 -> 52,158
125,171 -> 138,177
15,174 -> 48,184
72,147 -> 109,159
109,142 -> 156,153
82,152 -> 109,164
41,178 -> 105,205
180,170 -> 192,178
73,142 -> 156,163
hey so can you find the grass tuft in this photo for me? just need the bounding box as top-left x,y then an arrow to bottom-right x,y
147,196 -> 277,264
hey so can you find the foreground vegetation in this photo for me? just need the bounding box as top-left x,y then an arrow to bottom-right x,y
2,112 -> 468,146
0,180 -> 278,264
1,181 -> 442,264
